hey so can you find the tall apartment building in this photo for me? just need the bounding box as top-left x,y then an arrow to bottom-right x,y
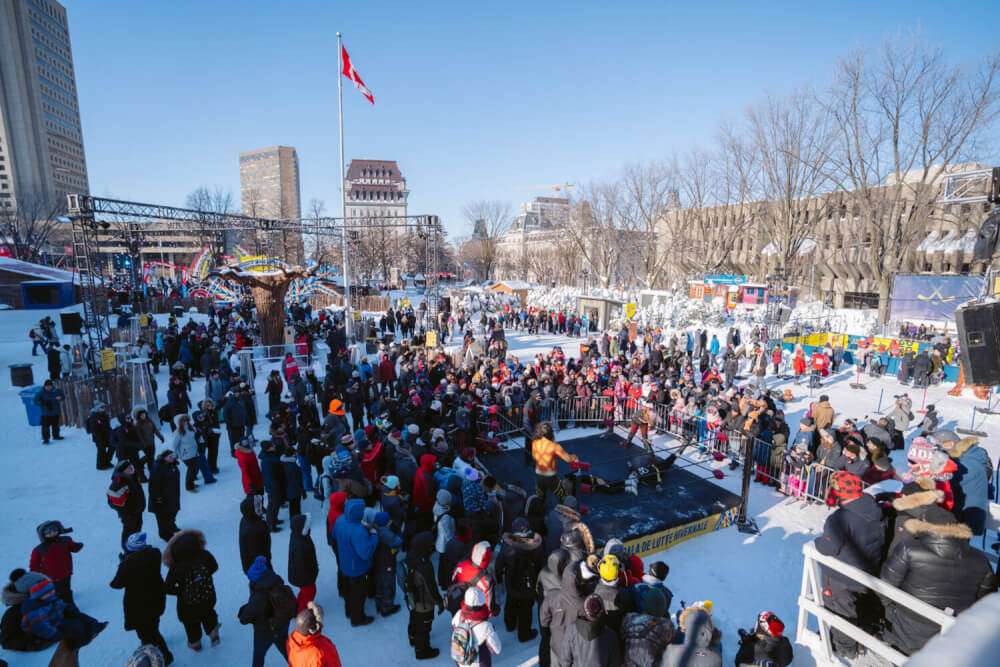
239,145 -> 302,262
0,0 -> 89,212
344,159 -> 408,221
239,146 -> 301,219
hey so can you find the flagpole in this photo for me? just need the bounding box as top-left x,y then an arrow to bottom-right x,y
337,31 -> 353,340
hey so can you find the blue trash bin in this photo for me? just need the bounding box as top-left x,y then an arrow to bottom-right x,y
19,386 -> 43,426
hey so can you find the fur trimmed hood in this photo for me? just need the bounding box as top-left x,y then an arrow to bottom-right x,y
904,518 -> 973,540
893,490 -> 944,512
554,503 -> 581,522
568,520 -> 594,555
948,437 -> 980,459
677,606 -> 717,648
162,528 -> 206,567
502,531 -> 542,552
2,581 -> 25,607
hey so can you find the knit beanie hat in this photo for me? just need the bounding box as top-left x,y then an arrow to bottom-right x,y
247,555 -> 269,583
333,446 -> 352,467
29,579 -> 55,599
582,594 -> 605,621
830,471 -> 863,502
383,475 -> 399,490
126,532 -> 147,552
461,586 -> 489,622
464,467 -> 480,482
648,561 -> 669,581
756,611 -> 785,638
407,424 -> 420,436
14,571 -> 47,594
642,587 -> 667,618
436,489 -> 452,508
374,511 -> 391,527
363,506 -> 377,526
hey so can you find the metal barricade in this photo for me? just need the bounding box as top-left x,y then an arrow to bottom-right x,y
553,395 -> 613,428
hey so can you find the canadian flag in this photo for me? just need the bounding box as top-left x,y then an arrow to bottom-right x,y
341,45 -> 374,105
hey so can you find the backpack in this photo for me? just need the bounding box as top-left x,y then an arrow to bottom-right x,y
267,583 -> 298,633
178,563 -> 215,606
397,559 -> 415,609
450,619 -> 478,665
107,475 -> 130,510
446,569 -> 485,614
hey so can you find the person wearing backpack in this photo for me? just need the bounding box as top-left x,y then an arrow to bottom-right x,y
239,495 -> 271,575
163,529 -> 221,653
619,587 -> 674,667
108,460 -> 146,555
288,513 -> 319,613
495,517 -> 543,642
559,594 -> 621,667
403,530 -> 445,660
371,511 -> 402,617
110,532 -> 173,665
449,541 -> 496,615
238,555 -> 297,667
451,587 -> 501,667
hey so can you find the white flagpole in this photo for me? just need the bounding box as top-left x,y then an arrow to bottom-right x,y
337,32 -> 353,340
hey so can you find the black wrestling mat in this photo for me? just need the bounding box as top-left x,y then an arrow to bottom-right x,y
485,433 -> 742,558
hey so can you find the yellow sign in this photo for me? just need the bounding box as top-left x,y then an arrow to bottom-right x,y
425,331 -> 438,348
622,508 -> 737,558
139,314 -> 149,327
100,349 -> 116,371
400,297 -> 411,308
625,303 -> 637,321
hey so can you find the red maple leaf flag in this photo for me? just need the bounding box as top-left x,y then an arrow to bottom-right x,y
341,45 -> 374,105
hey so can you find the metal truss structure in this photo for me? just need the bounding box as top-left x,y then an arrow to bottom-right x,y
938,167 -> 999,205
66,193 -> 444,354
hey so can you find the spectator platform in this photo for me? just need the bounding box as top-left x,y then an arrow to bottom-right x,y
485,433 -> 742,558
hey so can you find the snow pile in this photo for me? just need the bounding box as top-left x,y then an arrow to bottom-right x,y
786,301 -> 879,337
444,287 -> 522,315
526,285 -> 636,312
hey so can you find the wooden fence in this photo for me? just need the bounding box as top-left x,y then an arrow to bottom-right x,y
53,373 -> 131,428
308,293 -> 390,313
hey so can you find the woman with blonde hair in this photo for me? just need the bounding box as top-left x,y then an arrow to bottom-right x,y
171,414 -> 200,492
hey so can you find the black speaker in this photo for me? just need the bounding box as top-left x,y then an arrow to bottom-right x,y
955,302 -> 1000,386
440,296 -> 451,313
60,312 -> 83,336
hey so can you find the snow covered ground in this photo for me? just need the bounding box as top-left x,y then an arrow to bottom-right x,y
0,308 -> 995,666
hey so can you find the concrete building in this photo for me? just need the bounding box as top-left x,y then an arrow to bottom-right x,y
495,196 -> 572,281
656,163 -> 994,309
239,146 -> 301,219
0,0 -> 89,212
239,145 -> 302,262
344,159 -> 408,222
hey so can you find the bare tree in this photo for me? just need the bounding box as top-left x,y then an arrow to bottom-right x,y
562,181 -> 628,288
305,198 -> 327,262
746,90 -> 833,279
460,200 -> 512,281
186,185 -> 235,256
0,189 -> 62,262
822,36 -> 1000,321
616,161 -> 680,288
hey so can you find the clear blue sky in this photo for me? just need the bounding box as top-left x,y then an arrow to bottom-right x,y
63,0 -> 999,238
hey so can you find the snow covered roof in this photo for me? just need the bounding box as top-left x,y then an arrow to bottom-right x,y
0,257 -> 77,283
760,238 -> 817,256
491,280 -> 531,290
918,229 -> 977,254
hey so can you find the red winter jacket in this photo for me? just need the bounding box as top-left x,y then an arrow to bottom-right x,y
326,491 -> 348,544
360,441 -> 384,486
412,454 -> 437,514
30,537 -> 82,582
235,444 -> 264,494
378,358 -> 397,383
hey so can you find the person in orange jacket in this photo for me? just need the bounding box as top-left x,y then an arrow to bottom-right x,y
287,602 -> 342,666
792,348 -> 807,385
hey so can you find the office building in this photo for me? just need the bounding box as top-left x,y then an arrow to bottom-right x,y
344,159 -> 408,222
0,0 -> 89,212
239,145 -> 302,262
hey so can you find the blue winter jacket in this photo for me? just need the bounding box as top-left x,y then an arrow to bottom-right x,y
258,449 -> 285,496
34,387 -> 64,417
333,498 -> 378,577
952,442 -> 991,534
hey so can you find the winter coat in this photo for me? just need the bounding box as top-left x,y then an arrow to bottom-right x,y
811,401 -> 834,431
86,410 -> 111,443
560,615 -> 621,667
451,612 -> 502,667
19,580 -> 67,641
109,467 -> 146,516
374,524 -> 402,575
381,489 -> 406,534
733,632 -> 793,667
332,499 -> 378,577
34,387 -> 63,417
110,545 -> 166,630
620,612 -> 675,667
887,398 -> 914,432
412,454 -> 437,514
235,442 -> 264,494
288,514 -> 319,588
30,536 -> 82,583
880,519 -> 996,655
326,491 -> 348,547
239,496 -> 271,574
281,454 -> 304,502
259,448 -> 286,497
538,550 -> 567,631
172,428 -> 198,461
545,504 -> 582,555
135,419 -> 162,452
149,455 -> 181,516
237,569 -> 287,636
659,607 -> 721,667
815,494 -> 886,591
286,629 -> 342,667
433,501 -> 456,553
948,438 -> 992,535
495,532 -> 543,600
406,531 -> 443,613
1,579 -> 52,651
594,580 -> 633,632
163,529 -> 218,611
222,398 -> 248,429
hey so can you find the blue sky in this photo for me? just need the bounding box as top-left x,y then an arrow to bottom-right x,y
63,1 -> 998,238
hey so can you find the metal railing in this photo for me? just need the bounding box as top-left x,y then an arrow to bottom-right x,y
796,541 -> 957,666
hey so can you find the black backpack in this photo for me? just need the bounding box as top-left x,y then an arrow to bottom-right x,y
267,583 -> 298,633
507,554 -> 538,599
446,569 -> 485,614
178,563 -> 215,606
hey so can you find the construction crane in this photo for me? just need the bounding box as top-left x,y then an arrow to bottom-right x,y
509,183 -> 575,197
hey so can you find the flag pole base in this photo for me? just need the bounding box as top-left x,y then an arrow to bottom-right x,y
956,428 -> 989,437
850,383 -> 867,390
737,517 -> 760,535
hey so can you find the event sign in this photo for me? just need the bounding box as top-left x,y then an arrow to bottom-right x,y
890,275 -> 984,322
